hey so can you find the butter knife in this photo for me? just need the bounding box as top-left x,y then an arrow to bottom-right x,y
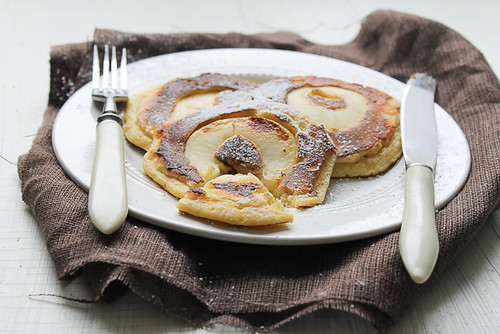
399,73 -> 439,284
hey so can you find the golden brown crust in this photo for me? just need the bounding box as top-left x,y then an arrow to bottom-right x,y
280,123 -> 334,195
331,126 -> 402,177
123,84 -> 164,150
177,173 -> 293,226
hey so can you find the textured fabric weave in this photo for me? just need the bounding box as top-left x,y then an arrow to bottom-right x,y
18,10 -> 500,332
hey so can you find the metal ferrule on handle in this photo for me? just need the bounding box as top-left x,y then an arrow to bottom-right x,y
406,162 -> 434,173
97,96 -> 123,124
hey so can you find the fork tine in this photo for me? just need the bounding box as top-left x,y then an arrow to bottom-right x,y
120,48 -> 127,91
91,45 -> 128,101
102,45 -> 110,89
92,45 -> 100,90
111,46 -> 118,89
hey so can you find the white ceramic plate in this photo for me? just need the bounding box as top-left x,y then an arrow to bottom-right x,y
52,48 -> 470,245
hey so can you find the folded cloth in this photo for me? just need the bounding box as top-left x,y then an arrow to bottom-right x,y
17,10 -> 500,332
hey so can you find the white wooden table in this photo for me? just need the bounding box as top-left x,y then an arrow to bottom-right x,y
1,0 -> 499,333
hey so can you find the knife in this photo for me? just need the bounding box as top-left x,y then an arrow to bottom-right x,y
399,73 -> 439,284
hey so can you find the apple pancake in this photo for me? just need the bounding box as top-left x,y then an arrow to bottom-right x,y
123,73 -> 257,150
177,173 -> 293,226
143,100 -> 336,209
254,76 -> 402,177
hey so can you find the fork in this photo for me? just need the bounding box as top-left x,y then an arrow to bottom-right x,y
88,44 -> 128,234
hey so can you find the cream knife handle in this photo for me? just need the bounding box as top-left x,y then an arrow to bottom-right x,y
399,165 -> 439,284
88,119 -> 128,234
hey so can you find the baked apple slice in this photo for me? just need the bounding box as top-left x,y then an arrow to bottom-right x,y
124,73 -> 257,150
255,76 -> 402,177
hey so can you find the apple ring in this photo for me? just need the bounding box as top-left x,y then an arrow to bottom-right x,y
123,73 -> 257,150
254,76 -> 402,177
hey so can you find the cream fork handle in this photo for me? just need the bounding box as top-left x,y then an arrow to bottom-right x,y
88,119 -> 128,234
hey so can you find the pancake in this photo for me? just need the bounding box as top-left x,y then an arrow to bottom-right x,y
177,173 -> 293,226
253,76 -> 402,177
143,100 -> 336,209
126,73 -> 402,226
123,73 -> 257,150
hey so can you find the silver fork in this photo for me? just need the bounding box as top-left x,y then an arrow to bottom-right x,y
88,44 -> 128,234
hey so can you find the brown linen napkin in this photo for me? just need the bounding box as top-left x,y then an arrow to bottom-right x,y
18,10 -> 500,332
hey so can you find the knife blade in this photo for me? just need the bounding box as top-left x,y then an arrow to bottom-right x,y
399,73 -> 439,284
